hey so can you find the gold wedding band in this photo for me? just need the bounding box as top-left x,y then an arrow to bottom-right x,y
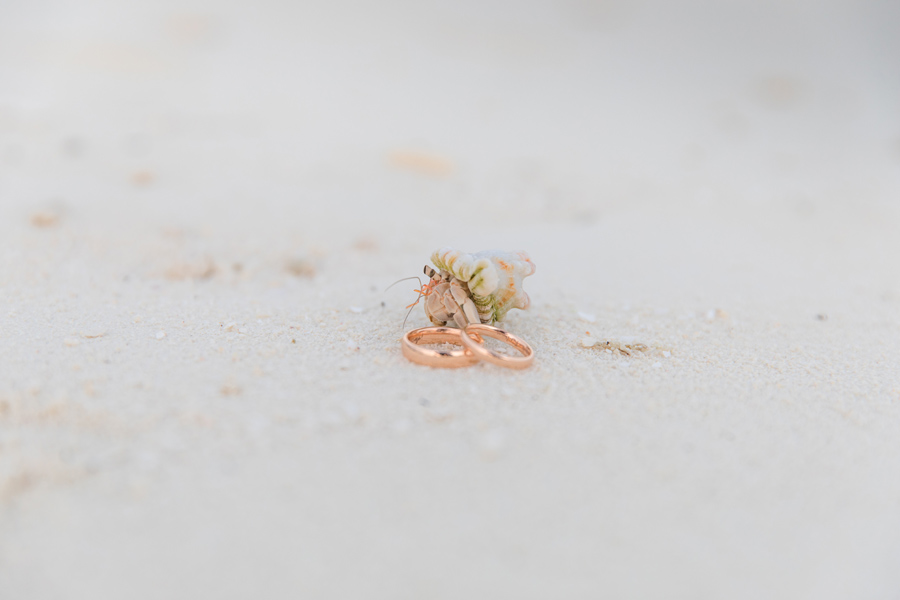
460,323 -> 535,369
402,327 -> 480,368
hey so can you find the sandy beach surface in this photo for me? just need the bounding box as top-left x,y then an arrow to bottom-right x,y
2,1 -> 900,598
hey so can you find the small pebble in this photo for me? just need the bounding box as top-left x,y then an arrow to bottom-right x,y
31,210 -> 60,228
131,170 -> 155,186
155,331 -> 166,340
581,337 -> 596,348
220,382 -> 241,396
349,306 -> 364,314
662,351 -> 672,358
286,258 -> 316,277
479,429 -> 507,458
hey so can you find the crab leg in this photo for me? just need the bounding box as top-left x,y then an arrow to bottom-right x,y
461,297 -> 481,325
439,289 -> 466,328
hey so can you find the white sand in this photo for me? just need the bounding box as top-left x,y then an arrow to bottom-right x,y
2,1 -> 900,598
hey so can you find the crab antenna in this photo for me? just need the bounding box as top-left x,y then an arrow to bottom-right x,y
401,301 -> 419,330
384,275 -> 422,293
385,275 -> 426,329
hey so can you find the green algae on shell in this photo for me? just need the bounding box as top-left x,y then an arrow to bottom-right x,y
430,248 -> 536,323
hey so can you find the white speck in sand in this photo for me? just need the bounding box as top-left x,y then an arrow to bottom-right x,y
224,322 -> 236,331
707,308 -> 729,321
482,429 -> 506,449
321,411 -> 342,427
392,419 -> 412,434
247,416 -> 270,436
342,403 -> 361,422
479,428 -> 508,459
64,338 -> 80,347
349,306 -> 364,314
581,337 -> 596,348
238,327 -> 248,334
347,339 -> 359,350
663,351 -> 672,358
155,331 -> 166,340
577,311 -> 596,323
136,451 -> 159,471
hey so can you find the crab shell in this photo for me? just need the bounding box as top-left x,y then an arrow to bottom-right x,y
430,248 -> 535,323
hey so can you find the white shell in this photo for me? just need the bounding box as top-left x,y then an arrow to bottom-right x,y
430,248 -> 535,323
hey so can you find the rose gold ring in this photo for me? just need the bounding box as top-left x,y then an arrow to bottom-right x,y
402,327 -> 481,368
460,324 -> 534,369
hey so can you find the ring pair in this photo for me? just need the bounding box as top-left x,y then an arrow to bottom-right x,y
402,324 -> 534,369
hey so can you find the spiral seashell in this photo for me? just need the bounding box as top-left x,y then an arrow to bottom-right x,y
430,248 -> 535,323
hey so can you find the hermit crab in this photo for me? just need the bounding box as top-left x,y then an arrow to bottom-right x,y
399,248 -> 536,328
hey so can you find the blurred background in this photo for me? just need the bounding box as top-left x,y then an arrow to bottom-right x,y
3,0 -> 898,240
2,0 -> 899,308
3,1 -> 900,598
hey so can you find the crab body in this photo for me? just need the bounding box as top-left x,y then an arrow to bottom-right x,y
418,248 -> 535,327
